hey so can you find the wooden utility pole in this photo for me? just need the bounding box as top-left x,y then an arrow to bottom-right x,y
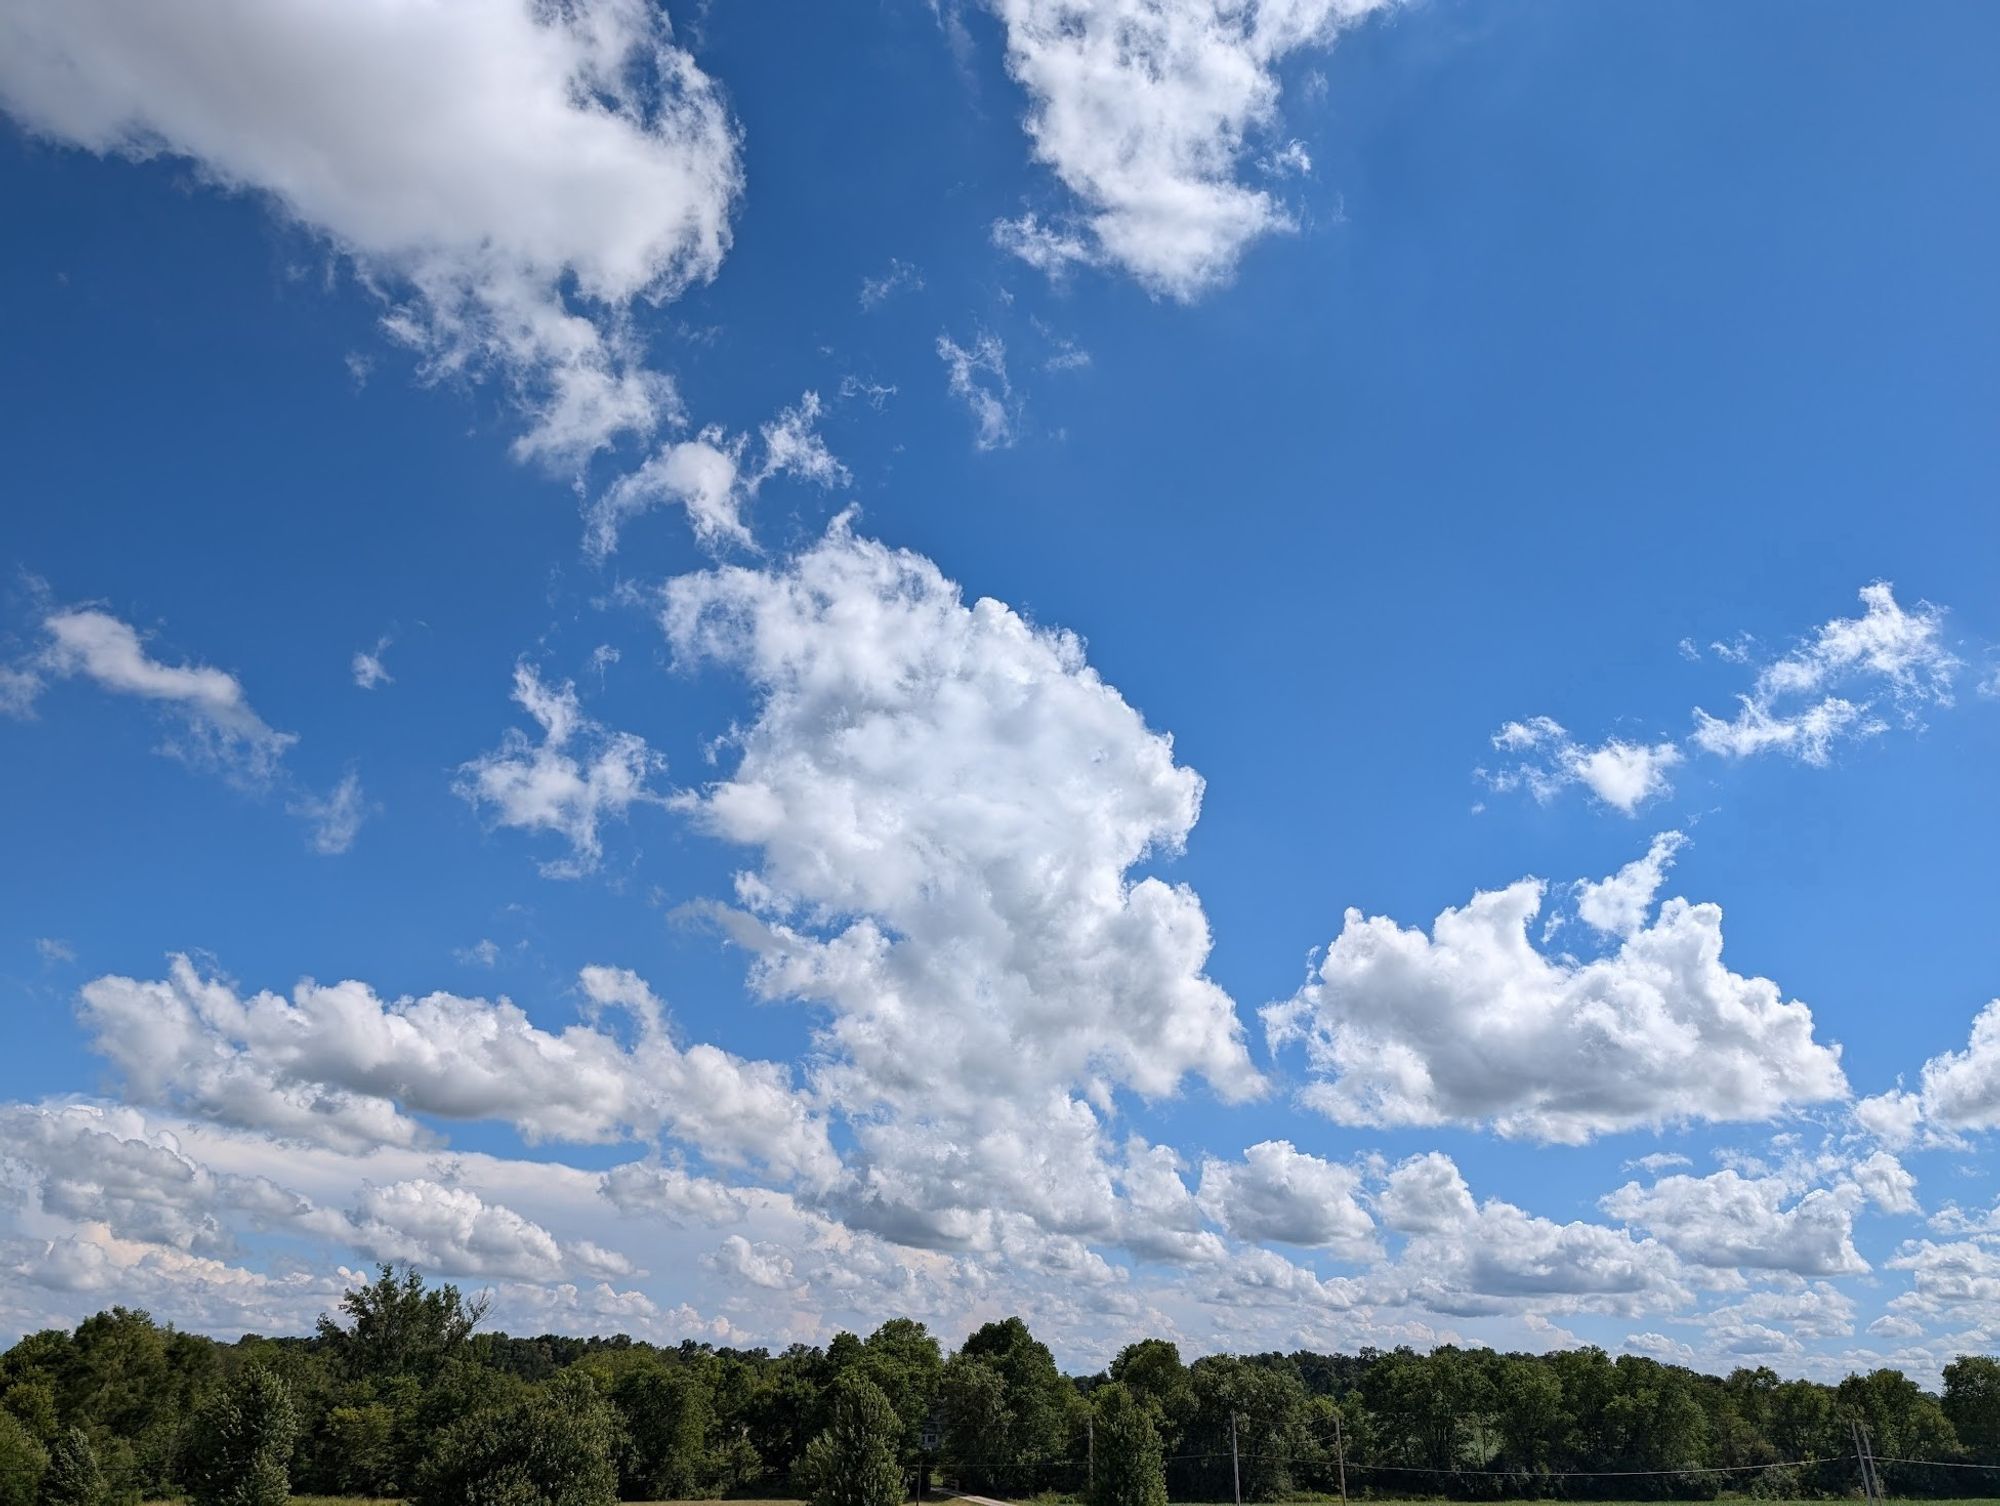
1231,1413 -> 1242,1506
1332,1408 -> 1348,1506
1087,1414 -> 1094,1497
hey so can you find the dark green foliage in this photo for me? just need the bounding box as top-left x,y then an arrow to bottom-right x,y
0,1412 -> 46,1506
183,1365 -> 298,1506
7,1272 -> 2000,1504
611,1362 -> 714,1499
412,1370 -> 618,1506
1944,1355 -> 2000,1461
798,1375 -> 904,1506
317,1264 -> 489,1383
315,1402 -> 397,1496
37,1428 -> 103,1506
940,1317 -> 1077,1492
1088,1383 -> 1165,1506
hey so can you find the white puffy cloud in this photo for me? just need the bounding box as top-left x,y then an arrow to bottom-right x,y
1197,1140 -> 1374,1255
1600,1170 -> 1867,1277
708,1233 -> 802,1291
1849,1150 -> 1919,1217
989,0 -> 1396,298
585,391 -> 848,555
936,331 -> 1018,450
1574,831 -> 1686,937
1915,999 -> 2000,1132
0,0 -> 741,465
349,1178 -> 632,1282
15,607 -> 296,783
1483,716 -> 1681,815
0,1102 -> 324,1256
76,953 -> 839,1185
1377,1153 -> 1690,1318
662,518 -> 1261,1121
455,663 -> 665,877
1692,583 -> 1960,764
1855,1088 -> 1925,1149
1887,1240 -> 2000,1310
1263,845 -> 1848,1143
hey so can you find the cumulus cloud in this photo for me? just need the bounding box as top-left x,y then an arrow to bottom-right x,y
936,331 -> 1018,450
1377,1153 -> 1690,1318
990,0 -> 1396,298
76,953 -> 838,1184
1849,1150 -> 1920,1217
663,517 -> 1261,1119
1914,999 -> 2000,1132
585,390 -> 848,555
1692,583 -> 1960,763
1855,1088 -> 1926,1149
1601,1170 -> 1867,1277
1483,716 -> 1682,815
1574,830 -> 1686,937
14,607 -> 296,783
349,1178 -> 632,1282
1198,1140 -> 1374,1255
661,520 -> 1266,1258
456,663 -> 665,876
0,1102 -> 324,1257
1263,841 -> 1848,1143
0,0 -> 742,467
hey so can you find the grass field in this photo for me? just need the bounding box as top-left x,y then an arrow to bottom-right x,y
161,1497 -> 1998,1506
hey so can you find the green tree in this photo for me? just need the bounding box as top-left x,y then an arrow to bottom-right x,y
1089,1384 -> 1165,1506
36,1429 -> 103,1506
317,1265 -> 489,1383
1943,1355 -> 2000,1461
611,1363 -> 715,1499
183,1365 -> 298,1506
412,1370 -> 618,1506
857,1320 -> 943,1459
799,1376 -> 904,1506
0,1413 -> 46,1506
319,1402 -> 398,1496
941,1318 -> 1071,1492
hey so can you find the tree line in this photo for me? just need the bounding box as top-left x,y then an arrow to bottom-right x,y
3,1266 -> 2000,1505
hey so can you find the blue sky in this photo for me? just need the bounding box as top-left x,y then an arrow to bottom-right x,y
1,0 -> 1998,1376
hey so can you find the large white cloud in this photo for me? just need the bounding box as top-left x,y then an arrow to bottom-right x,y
1263,843 -> 1848,1142
1600,1170 -> 1867,1278
76,953 -> 839,1186
349,1178 -> 633,1283
1375,1153 -> 1691,1319
662,517 -> 1261,1116
990,0 -> 1396,298
1197,1140 -> 1374,1255
0,0 -> 740,465
1914,998 -> 2000,1131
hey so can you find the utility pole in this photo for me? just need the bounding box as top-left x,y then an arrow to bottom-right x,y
1332,1408 -> 1348,1506
1231,1413 -> 1242,1506
1087,1414 -> 1094,1498
1850,1418 -> 1883,1506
